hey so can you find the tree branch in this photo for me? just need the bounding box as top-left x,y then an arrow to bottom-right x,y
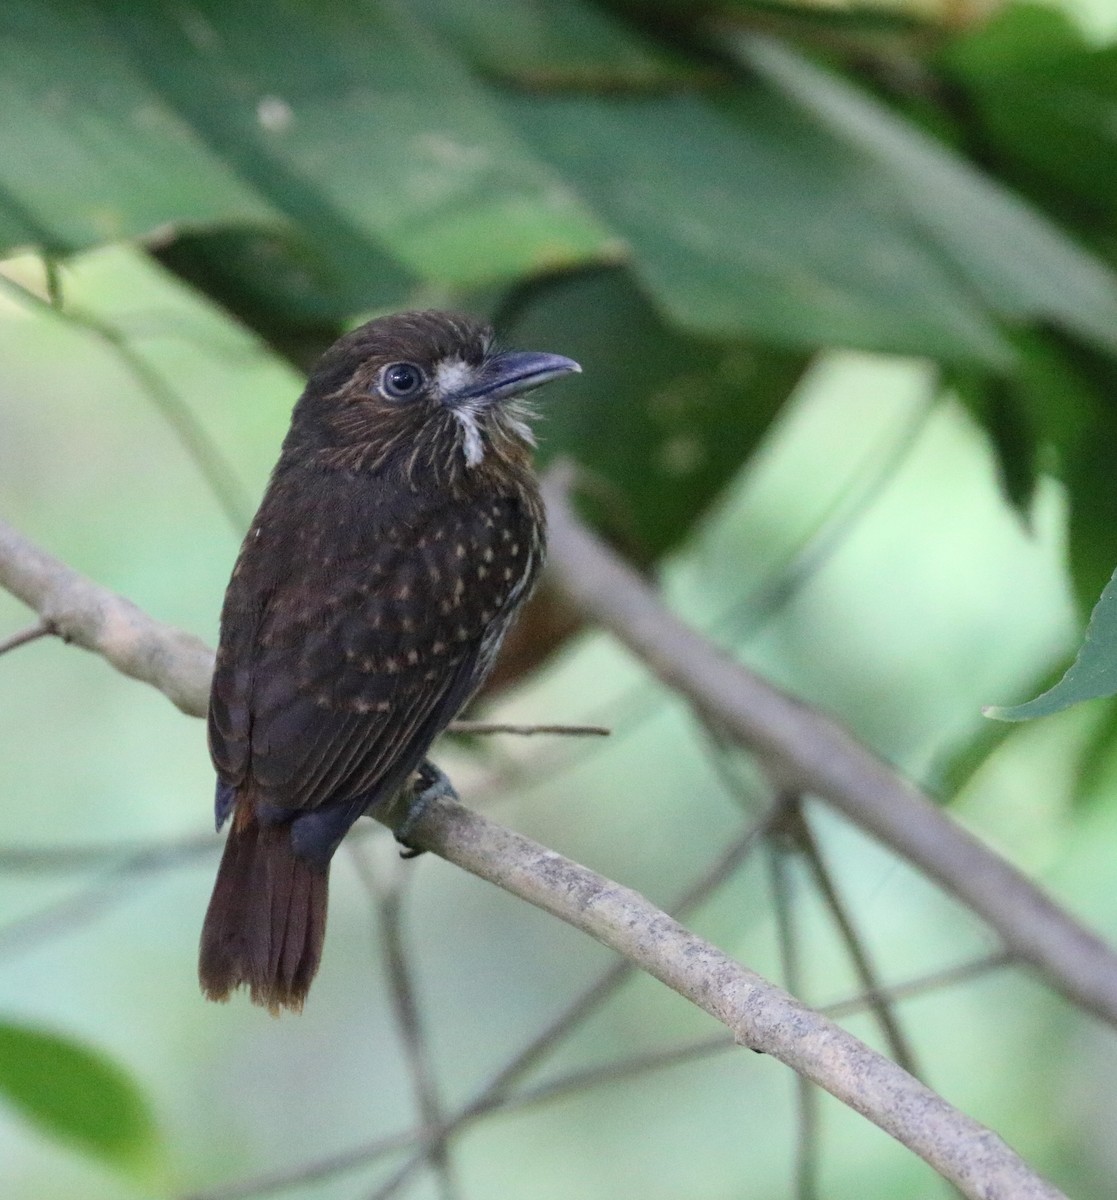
543,471 -> 1117,1030
0,518 -> 215,717
386,792 -> 1061,1200
0,512 -> 1077,1198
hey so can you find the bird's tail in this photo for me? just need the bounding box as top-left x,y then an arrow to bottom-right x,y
199,804 -> 328,1014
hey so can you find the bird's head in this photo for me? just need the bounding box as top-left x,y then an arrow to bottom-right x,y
284,310 -> 580,486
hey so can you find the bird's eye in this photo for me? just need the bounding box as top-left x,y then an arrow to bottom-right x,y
379,362 -> 425,400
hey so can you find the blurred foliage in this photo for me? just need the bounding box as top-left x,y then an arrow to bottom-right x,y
0,1021 -> 162,1185
3,0 -> 1117,1196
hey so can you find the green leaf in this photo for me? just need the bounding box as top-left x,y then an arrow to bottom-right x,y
0,1 -> 613,287
988,332 -> 1117,611
945,3 -> 1117,218
951,371 -> 1040,518
0,4 -> 278,252
987,568 -> 1117,720
499,32 -> 1117,363
737,34 -> 1117,356
499,267 -> 808,556
502,90 -> 1010,362
0,1020 -> 162,1183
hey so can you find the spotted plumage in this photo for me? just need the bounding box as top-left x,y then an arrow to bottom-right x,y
199,310 -> 578,1012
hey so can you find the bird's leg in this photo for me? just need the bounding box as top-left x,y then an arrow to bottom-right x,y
394,759 -> 459,858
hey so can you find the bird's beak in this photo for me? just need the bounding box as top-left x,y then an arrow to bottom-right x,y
453,350 -> 581,406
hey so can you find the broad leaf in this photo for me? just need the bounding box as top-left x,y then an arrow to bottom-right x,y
738,34 -> 1117,356
502,89 -> 1012,363
409,0 -> 694,86
0,1 -> 612,285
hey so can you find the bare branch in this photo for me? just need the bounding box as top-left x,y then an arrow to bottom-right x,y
383,793 -> 1062,1200
0,273 -> 253,532
542,469 -> 1117,1030
787,804 -> 922,1078
0,517 -> 214,717
350,848 -> 461,1200
186,815 -> 775,1200
768,839 -> 820,1200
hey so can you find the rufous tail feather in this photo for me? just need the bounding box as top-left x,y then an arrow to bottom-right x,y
199,805 -> 328,1014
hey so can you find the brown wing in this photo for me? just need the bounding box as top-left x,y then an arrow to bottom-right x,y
208,486 -> 540,824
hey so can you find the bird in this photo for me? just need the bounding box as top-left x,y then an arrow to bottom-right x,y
198,309 -> 580,1013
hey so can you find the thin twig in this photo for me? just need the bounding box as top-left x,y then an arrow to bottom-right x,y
364,808 -> 782,1200
786,803 -> 922,1078
349,846 -> 461,1200
180,1129 -> 421,1200
0,833 -> 214,874
507,949 -> 1017,1114
447,721 -> 609,737
0,517 -> 215,717
0,838 -> 214,957
769,839 -> 820,1200
185,943 -> 1018,1200
373,794 -> 1062,1200
720,390 -> 937,643
0,620 -> 52,656
823,950 -> 1017,1020
190,814 -> 776,1200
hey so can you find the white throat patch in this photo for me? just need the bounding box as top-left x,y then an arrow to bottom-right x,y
453,406 -> 485,468
435,356 -> 486,467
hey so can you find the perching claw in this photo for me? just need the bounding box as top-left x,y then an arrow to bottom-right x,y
395,759 -> 459,858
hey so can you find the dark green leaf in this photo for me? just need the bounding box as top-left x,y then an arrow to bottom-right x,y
0,5 -> 278,253
951,370 -> 1040,518
0,1020 -> 162,1183
499,267 -> 807,556
945,3 -> 1117,219
502,88 -> 1010,361
994,333 -> 1117,611
409,0 -> 695,87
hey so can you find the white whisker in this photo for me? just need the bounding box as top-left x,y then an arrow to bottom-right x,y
454,405 -> 485,467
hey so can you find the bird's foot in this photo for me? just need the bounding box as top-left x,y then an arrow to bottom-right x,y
395,760 -> 459,859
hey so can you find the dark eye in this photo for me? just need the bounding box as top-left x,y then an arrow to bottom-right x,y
379,362 -> 425,399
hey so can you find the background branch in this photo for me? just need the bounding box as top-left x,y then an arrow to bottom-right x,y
542,471 -> 1117,1029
